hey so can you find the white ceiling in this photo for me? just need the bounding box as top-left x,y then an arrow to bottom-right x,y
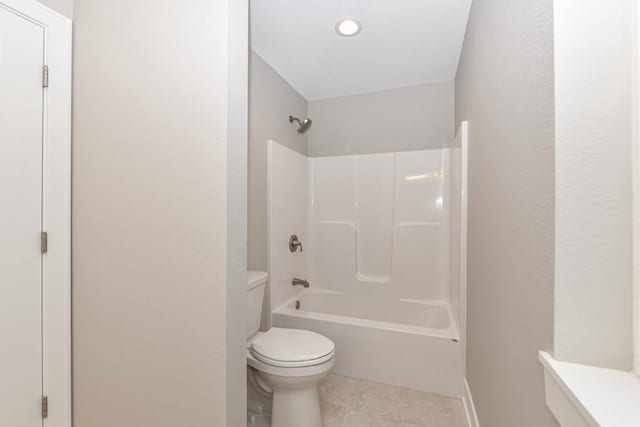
250,0 -> 472,101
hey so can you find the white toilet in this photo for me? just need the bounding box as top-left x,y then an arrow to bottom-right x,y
246,271 -> 335,427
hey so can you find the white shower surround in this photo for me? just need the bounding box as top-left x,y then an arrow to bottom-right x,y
307,149 -> 451,300
267,140 -> 466,397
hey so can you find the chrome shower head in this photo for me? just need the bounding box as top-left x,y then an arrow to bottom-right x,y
289,115 -> 313,134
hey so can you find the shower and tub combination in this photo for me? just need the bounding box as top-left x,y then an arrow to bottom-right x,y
266,122 -> 469,398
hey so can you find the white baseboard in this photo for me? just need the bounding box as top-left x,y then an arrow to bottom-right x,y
463,379 -> 480,427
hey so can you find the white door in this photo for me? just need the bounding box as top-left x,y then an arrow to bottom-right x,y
0,6 -> 46,427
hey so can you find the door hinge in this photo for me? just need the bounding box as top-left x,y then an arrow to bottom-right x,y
42,65 -> 49,88
41,232 -> 48,254
41,396 -> 48,418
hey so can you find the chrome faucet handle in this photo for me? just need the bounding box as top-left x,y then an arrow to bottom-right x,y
289,235 -> 303,252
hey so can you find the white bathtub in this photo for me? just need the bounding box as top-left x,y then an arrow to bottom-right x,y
272,289 -> 464,398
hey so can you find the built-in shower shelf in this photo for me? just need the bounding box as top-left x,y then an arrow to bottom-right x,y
355,274 -> 391,284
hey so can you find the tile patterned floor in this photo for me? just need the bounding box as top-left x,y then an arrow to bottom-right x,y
319,374 -> 468,427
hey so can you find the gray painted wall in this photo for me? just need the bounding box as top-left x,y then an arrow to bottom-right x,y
308,81 -> 454,157
455,0 -> 557,426
72,1 -> 234,425
554,0 -> 634,370
248,51 -> 308,271
37,0 -> 73,18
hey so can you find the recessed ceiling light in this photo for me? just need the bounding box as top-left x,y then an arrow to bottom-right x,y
335,18 -> 362,37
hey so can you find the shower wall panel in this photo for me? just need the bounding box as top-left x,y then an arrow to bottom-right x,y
307,149 -> 451,301
267,141 -> 308,323
355,154 -> 395,281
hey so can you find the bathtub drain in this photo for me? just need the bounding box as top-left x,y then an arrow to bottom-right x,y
295,300 -> 301,310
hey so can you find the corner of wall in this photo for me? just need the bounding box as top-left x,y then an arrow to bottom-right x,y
248,50 -> 308,273
226,0 -> 249,425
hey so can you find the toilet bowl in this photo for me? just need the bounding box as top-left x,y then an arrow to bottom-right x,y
246,272 -> 335,427
247,328 -> 334,427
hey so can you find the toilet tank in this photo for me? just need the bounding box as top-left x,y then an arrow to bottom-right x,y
247,271 -> 268,339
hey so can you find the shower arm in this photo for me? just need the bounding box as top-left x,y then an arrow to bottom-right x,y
289,116 -> 302,125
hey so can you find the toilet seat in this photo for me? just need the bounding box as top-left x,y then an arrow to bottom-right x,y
252,348 -> 336,368
248,327 -> 335,369
247,351 -> 335,377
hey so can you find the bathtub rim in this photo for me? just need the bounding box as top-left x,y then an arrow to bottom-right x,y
272,288 -> 460,341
